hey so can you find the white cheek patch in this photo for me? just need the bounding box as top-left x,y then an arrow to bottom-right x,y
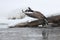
25,12 -> 33,14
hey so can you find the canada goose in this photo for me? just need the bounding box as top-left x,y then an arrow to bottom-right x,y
22,7 -> 48,27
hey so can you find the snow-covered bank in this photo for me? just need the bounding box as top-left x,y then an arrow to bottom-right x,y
0,17 -> 38,28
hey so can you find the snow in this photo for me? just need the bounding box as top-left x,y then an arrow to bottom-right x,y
0,16 -> 38,28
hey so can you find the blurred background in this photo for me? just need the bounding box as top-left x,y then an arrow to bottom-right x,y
0,0 -> 60,18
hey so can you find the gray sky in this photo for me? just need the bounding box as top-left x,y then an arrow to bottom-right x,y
0,0 -> 60,17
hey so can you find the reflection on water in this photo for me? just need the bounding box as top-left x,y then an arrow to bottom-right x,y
0,27 -> 60,40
